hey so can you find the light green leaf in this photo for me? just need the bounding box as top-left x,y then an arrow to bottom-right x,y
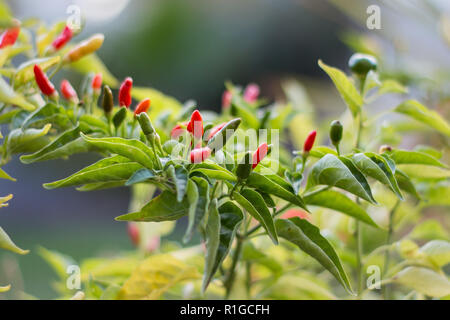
0,168 -> 15,181
395,169 -> 420,199
388,150 -> 448,168
275,217 -> 353,294
378,79 -> 408,95
125,168 -> 155,186
0,226 -> 28,255
0,77 -> 35,111
307,154 -> 376,204
190,168 -> 237,182
38,247 -> 76,280
14,56 -> 60,88
80,133 -> 156,169
68,53 -> 118,87
116,190 -> 189,222
21,102 -> 71,130
0,284 -> 11,292
132,86 -> 182,121
183,177 -> 210,243
318,60 -> 363,116
394,100 -> 450,137
304,189 -> 379,228
166,165 -> 188,202
233,189 -> 278,244
5,123 -> 51,155
202,199 -> 221,292
420,240 -> 450,267
392,267 -> 450,298
308,146 -> 338,159
44,155 -> 141,189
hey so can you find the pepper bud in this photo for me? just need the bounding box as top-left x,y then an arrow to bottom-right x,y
236,151 -> 252,180
119,77 -> 133,108
33,64 -> 58,99
244,83 -> 260,103
91,73 -> 102,96
134,98 -> 151,117
329,120 -> 343,151
190,147 -> 211,163
252,143 -> 268,169
222,90 -> 232,109
112,107 -> 127,129
0,20 -> 20,49
60,79 -> 78,104
348,53 -> 378,77
101,85 -> 114,115
303,130 -> 316,153
51,25 -> 73,52
187,110 -> 204,140
379,144 -> 392,154
63,33 -> 104,63
137,112 -> 156,136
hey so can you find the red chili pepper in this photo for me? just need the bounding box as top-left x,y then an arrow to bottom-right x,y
187,110 -> 204,139
91,73 -> 102,94
0,25 -> 20,49
207,122 -> 226,140
190,147 -> 211,163
51,25 -> 73,51
171,121 -> 189,139
222,90 -> 232,109
282,209 -> 310,221
303,130 -> 317,152
127,223 -> 140,246
252,142 -> 268,169
244,83 -> 260,103
134,98 -> 151,117
60,79 -> 78,103
119,77 -> 133,108
33,64 -> 57,97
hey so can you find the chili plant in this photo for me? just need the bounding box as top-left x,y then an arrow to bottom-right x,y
0,5 -> 449,299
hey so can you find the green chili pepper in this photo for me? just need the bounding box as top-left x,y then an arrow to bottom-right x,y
207,118 -> 241,153
102,85 -> 114,115
348,53 -> 377,77
329,120 -> 343,153
112,107 -> 127,129
235,151 -> 252,181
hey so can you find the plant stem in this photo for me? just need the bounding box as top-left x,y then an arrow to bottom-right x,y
224,237 -> 243,299
245,203 -> 291,237
382,199 -> 400,299
355,220 -> 363,297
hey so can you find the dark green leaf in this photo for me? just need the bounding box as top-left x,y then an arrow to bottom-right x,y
125,168 -> 155,186
202,199 -> 221,292
167,165 -> 188,202
183,177 -> 210,243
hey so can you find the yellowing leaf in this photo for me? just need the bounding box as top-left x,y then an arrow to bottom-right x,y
0,77 -> 35,111
68,53 -> 118,87
118,254 -> 200,300
0,226 -> 28,255
14,56 -> 60,88
392,267 -> 450,298
0,284 -> 11,292
0,193 -> 13,208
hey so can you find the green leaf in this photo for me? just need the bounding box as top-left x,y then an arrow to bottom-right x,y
420,240 -> 450,268
304,189 -> 379,228
115,190 -> 189,222
0,77 -> 35,111
183,177 -> 210,243
132,86 -> 182,121
207,201 -> 244,286
80,133 -> 156,169
285,171 -> 302,195
392,267 -> 450,298
125,168 -> 155,186
79,115 -> 110,134
230,100 -> 259,129
76,181 -> 126,191
307,154 -> 376,204
0,285 -> 10,293
166,165 -> 188,202
21,102 -> 71,130
275,217 -> 353,294
395,169 -> 420,199
0,168 -> 15,181
5,123 -> 51,155
207,118 -> 241,152
68,53 -> 119,87
44,155 -> 142,189
38,247 -> 76,280
318,60 -> 363,117
202,199 -> 221,292
233,189 -> 278,244
394,100 -> 450,137
14,56 -> 60,88
247,172 -> 308,210
352,152 -> 403,200
190,168 -> 237,182
308,146 -> 338,158
0,226 -> 28,255
20,125 -> 95,164
387,150 -> 448,168
378,79 -> 408,95
241,242 -> 283,275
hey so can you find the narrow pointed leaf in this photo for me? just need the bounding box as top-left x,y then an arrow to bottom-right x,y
0,226 -> 29,255
183,177 -> 210,243
202,199 -> 221,292
387,150 -> 448,168
167,165 -> 188,202
125,168 -> 155,186
392,267 -> 450,298
395,169 -> 420,199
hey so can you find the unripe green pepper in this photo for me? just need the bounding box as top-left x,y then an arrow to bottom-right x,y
137,112 -> 155,136
235,151 -> 252,181
112,107 -> 127,129
102,85 -> 114,115
207,118 -> 241,153
348,53 -> 378,77
329,120 -> 343,145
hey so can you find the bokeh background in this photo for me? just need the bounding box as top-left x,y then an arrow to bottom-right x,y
0,0 -> 449,299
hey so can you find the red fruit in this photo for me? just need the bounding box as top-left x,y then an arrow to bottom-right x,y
91,73 -> 102,94
187,110 -> 204,139
118,77 -> 133,108
33,64 -> 57,97
51,25 -> 73,51
244,83 -> 260,103
252,143 -> 268,169
60,79 -> 78,103
134,98 -> 151,116
222,90 -> 232,109
190,147 -> 211,163
0,25 -> 20,48
282,209 -> 310,221
303,130 -> 317,152
171,121 -> 189,139
207,122 -> 226,140
127,222 -> 140,246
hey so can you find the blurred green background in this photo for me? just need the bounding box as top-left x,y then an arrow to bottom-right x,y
0,0 -> 449,299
